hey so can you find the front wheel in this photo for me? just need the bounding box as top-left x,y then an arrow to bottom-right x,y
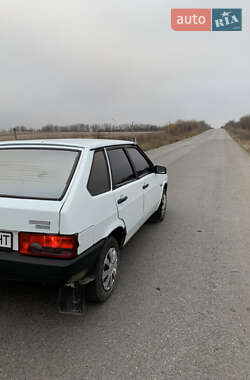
86,236 -> 120,303
149,190 -> 167,222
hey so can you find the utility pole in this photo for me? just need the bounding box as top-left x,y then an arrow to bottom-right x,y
131,122 -> 137,144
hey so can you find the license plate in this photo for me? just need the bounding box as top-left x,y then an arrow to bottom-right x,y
0,231 -> 12,250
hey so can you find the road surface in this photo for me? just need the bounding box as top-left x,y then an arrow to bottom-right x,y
1,128 -> 250,379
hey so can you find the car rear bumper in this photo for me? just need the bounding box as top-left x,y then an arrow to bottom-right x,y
0,240 -> 104,286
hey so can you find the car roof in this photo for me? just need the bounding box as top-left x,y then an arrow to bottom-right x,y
0,138 -> 135,149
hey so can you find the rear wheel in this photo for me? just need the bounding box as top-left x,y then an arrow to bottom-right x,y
86,236 -> 120,303
149,189 -> 167,222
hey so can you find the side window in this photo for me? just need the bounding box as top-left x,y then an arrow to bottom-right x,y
107,148 -> 135,187
87,150 -> 110,196
126,147 -> 152,177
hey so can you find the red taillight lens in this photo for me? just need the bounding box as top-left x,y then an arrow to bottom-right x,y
19,233 -> 78,259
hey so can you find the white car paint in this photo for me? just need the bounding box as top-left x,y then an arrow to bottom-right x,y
0,138 -> 168,256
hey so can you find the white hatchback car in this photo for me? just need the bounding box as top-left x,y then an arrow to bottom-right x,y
0,139 -> 168,313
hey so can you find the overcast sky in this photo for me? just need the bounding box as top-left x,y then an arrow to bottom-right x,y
0,0 -> 249,129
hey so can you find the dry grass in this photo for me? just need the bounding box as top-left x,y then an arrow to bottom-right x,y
0,127 -> 208,151
225,127 -> 250,154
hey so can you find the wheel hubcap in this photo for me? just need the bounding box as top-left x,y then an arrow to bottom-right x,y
102,248 -> 118,291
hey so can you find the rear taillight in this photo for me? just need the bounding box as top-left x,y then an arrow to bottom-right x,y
19,233 -> 78,259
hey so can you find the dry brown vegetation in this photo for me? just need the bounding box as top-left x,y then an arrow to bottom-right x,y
225,127 -> 250,154
0,120 -> 210,151
223,115 -> 250,154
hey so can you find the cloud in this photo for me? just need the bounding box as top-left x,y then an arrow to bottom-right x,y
0,0 -> 249,129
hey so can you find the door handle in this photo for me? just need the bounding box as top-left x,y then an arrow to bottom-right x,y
117,196 -> 128,204
142,184 -> 149,190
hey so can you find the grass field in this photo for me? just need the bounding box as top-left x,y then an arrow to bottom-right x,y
0,125 -> 209,151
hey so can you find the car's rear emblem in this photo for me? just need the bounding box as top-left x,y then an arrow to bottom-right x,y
29,220 -> 51,230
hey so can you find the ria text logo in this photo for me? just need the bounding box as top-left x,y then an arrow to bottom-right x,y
212,9 -> 242,31
171,9 -> 242,32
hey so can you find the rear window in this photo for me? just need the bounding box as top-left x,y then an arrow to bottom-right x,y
0,148 -> 81,200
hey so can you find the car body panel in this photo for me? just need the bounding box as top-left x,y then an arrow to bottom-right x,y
0,138 -> 168,285
141,173 -> 163,221
112,179 -> 144,243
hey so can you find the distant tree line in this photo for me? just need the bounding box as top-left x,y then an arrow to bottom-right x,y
6,120 -> 211,134
223,115 -> 250,130
9,123 -> 162,133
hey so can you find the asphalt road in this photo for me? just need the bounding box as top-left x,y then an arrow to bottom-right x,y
1,128 -> 250,379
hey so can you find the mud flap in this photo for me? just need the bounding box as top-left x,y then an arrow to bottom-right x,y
58,282 -> 85,315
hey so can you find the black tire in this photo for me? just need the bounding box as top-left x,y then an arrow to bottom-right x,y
86,236 -> 120,303
149,189 -> 167,222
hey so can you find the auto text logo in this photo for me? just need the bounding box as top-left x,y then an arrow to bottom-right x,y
171,9 -> 242,32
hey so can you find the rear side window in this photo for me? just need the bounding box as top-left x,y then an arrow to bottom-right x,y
87,150 -> 110,196
107,148 -> 135,187
0,148 -> 80,200
126,147 -> 152,177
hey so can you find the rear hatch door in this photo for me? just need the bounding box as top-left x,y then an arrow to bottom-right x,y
0,198 -> 61,233
0,145 -> 81,251
0,198 -> 62,251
